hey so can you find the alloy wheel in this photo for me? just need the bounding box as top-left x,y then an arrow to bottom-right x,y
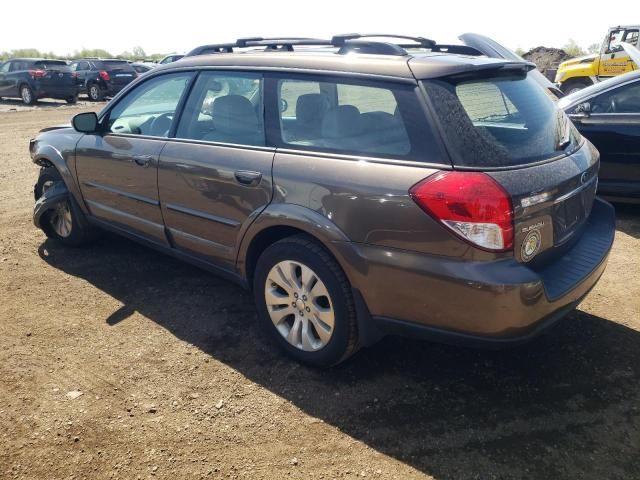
264,260 -> 335,351
21,87 -> 32,104
49,201 -> 72,238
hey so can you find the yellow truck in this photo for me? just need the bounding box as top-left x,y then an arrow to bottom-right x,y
555,25 -> 639,94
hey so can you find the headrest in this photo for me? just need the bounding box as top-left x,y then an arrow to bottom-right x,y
296,93 -> 329,126
321,105 -> 362,138
212,95 -> 259,134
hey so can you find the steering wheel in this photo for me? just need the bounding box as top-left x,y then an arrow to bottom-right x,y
609,98 -> 618,114
149,112 -> 174,137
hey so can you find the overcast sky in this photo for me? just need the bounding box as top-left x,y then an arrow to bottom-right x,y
1,0 -> 636,55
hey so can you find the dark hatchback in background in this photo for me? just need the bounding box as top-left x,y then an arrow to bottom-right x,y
30,35 -> 616,367
559,70 -> 640,203
0,58 -> 79,105
70,59 -> 137,101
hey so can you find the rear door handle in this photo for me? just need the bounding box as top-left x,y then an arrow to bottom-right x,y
234,170 -> 262,186
132,155 -> 154,168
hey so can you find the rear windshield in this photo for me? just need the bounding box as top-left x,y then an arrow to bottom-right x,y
93,60 -> 133,70
423,72 -> 581,167
34,60 -> 70,70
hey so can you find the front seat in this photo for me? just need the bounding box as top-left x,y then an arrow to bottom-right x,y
205,95 -> 264,146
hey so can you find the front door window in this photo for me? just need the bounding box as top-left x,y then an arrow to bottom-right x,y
107,72 -> 192,137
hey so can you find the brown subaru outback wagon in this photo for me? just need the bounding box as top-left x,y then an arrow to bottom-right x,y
30,35 -> 615,367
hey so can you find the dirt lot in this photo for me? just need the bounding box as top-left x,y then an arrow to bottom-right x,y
0,104 -> 639,480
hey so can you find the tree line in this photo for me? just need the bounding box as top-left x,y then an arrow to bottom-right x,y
0,46 -> 168,62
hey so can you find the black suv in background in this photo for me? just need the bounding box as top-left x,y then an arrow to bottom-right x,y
0,58 -> 79,105
70,59 -> 137,101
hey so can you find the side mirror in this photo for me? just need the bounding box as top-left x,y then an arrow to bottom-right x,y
72,112 -> 99,133
568,104 -> 591,122
575,102 -> 591,114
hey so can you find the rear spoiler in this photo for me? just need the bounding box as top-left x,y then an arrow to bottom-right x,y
459,33 -> 565,98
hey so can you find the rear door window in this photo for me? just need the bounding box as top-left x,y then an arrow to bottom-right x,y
175,71 -> 264,146
276,77 -> 415,157
423,72 -> 582,167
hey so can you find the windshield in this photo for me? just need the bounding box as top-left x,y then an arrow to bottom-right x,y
423,72 -> 581,167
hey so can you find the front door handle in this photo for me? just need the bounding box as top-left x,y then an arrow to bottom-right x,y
234,170 -> 262,186
132,155 -> 154,168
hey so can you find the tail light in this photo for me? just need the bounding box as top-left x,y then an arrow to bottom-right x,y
71,72 -> 80,78
28,69 -> 47,79
98,70 -> 110,81
409,171 -> 513,251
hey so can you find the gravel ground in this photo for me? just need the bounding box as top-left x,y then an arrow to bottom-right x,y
0,104 -> 639,480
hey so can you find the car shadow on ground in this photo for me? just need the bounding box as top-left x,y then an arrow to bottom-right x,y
613,203 -> 640,239
38,233 -> 640,479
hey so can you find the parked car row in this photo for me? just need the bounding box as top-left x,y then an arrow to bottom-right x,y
30,34 -> 621,367
0,53 -> 185,104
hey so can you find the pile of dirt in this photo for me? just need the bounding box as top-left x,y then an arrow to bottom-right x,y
522,47 -> 573,79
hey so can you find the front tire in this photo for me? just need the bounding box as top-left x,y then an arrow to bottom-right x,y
561,79 -> 591,95
20,84 -> 36,105
66,94 -> 78,104
36,168 -> 94,247
88,83 -> 103,101
253,235 -> 358,367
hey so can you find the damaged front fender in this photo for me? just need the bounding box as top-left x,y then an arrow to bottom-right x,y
33,181 -> 69,230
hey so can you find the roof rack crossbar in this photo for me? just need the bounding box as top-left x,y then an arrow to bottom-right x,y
332,33 -> 437,49
399,43 -> 483,56
237,37 -> 331,47
337,41 -> 408,56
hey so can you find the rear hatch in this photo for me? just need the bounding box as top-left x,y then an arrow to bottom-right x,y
93,60 -> 137,86
33,60 -> 76,91
421,66 -> 598,264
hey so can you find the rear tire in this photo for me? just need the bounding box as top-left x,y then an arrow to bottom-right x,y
253,235 -> 359,367
36,167 -> 94,247
66,94 -> 78,104
20,84 -> 36,105
561,79 -> 591,95
88,83 -> 103,101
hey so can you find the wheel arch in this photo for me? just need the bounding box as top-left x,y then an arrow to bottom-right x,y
18,82 -> 33,99
31,144 -> 88,214
237,203 -> 354,289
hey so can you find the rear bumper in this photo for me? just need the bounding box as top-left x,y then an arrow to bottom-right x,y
335,198 -> 615,345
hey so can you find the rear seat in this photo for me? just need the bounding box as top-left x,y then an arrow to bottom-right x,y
319,105 -> 410,154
